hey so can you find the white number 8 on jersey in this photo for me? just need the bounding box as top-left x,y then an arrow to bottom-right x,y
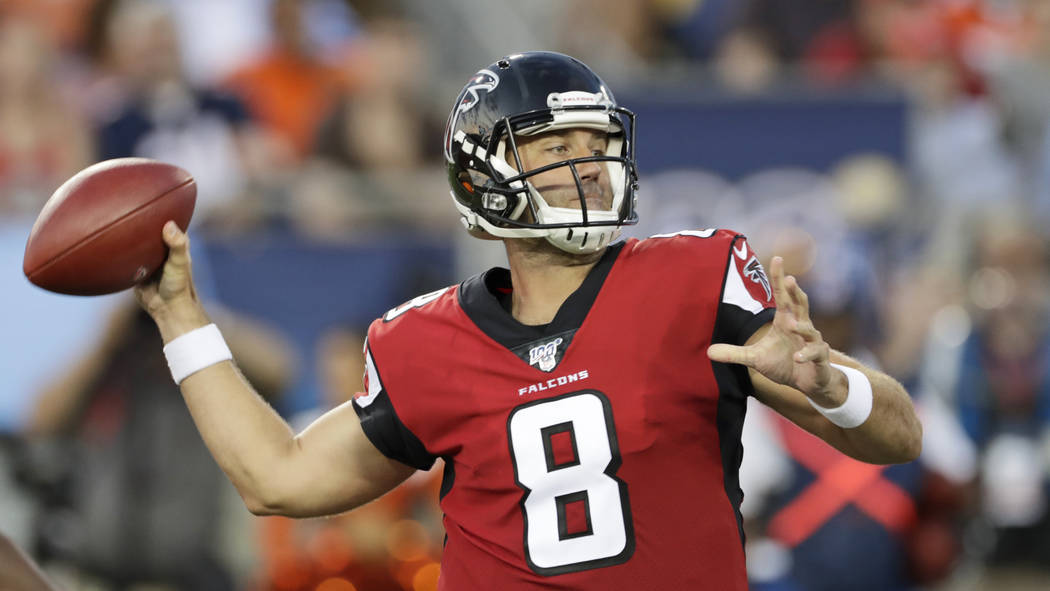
507,390 -> 635,575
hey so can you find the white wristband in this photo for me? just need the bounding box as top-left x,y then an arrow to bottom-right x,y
807,363 -> 873,429
162,324 -> 233,385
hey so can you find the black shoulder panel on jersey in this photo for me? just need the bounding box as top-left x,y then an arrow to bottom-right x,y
718,306 -> 776,347
354,391 -> 437,471
713,360 -> 750,551
708,232 -> 772,549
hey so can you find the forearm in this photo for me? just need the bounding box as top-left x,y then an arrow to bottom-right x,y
823,355 -> 923,464
719,260 -> 923,465
752,355 -> 923,465
180,360 -> 302,509
156,306 -> 299,511
137,224 -> 415,517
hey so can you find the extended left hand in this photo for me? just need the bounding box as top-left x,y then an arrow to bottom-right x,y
707,256 -> 840,402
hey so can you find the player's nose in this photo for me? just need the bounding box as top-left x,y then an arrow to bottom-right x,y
572,150 -> 602,182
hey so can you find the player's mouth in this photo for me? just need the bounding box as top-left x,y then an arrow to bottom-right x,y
579,187 -> 612,211
535,182 -> 613,211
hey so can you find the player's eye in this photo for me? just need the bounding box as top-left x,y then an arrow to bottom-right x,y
547,145 -> 568,155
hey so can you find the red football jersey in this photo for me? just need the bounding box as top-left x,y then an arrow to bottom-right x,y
353,230 -> 776,589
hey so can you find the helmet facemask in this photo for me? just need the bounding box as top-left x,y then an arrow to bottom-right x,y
450,97 -> 638,254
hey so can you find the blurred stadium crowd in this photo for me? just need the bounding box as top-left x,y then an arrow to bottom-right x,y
1,0 -> 1049,590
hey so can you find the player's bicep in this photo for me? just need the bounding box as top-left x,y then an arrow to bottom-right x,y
277,401 -> 416,517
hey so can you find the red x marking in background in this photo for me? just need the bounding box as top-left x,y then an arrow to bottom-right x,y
768,417 -> 917,547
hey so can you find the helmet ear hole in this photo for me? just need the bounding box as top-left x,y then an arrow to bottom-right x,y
456,172 -> 475,194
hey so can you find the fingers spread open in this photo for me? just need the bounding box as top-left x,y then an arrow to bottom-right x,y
769,256 -> 786,301
792,319 -> 821,343
785,275 -> 811,322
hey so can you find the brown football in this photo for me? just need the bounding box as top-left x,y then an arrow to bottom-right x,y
23,158 -> 196,295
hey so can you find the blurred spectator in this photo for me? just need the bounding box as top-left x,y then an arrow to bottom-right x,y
982,0 -> 1050,224
739,213 -> 933,591
828,154 -> 908,246
742,0 -> 858,63
314,17 -> 432,170
557,0 -> 658,70
0,16 -> 92,216
0,0 -> 97,52
737,0 -> 872,85
711,25 -> 781,94
915,212 -> 1050,587
160,0 -> 271,87
25,302 -> 296,591
907,54 -> 1021,272
826,154 -> 945,384
656,0 -> 744,61
857,0 -> 949,84
224,0 -> 348,163
627,169 -> 747,239
85,0 -> 280,226
288,15 -> 453,239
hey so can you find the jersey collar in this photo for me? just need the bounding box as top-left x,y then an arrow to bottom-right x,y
458,242 -> 625,368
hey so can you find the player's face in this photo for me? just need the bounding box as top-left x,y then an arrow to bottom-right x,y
511,128 -> 614,212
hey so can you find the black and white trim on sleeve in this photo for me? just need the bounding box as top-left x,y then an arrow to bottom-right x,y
352,347 -> 437,471
716,236 -> 776,346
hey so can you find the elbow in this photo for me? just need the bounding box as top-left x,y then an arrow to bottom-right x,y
902,418 -> 924,463
882,416 -> 924,465
890,437 -> 922,465
894,401 -> 925,464
244,498 -> 279,516
235,472 -> 300,516
881,391 -> 925,464
241,489 -> 287,516
239,483 -> 345,519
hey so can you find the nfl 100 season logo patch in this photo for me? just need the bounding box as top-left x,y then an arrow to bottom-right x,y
528,338 -> 563,372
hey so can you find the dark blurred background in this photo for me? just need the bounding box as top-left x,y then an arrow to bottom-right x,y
2,1 -> 1050,590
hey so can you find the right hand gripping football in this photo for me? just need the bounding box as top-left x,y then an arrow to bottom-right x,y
134,221 -> 208,341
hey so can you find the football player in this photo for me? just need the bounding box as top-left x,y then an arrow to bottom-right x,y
137,51 -> 922,589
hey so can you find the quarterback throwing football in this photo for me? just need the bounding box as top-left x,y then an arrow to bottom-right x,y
137,52 -> 922,590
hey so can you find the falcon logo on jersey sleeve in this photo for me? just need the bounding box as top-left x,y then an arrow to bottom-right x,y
744,258 -> 772,301
723,238 -> 775,313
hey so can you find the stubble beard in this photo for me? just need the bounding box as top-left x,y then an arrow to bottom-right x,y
509,236 -> 605,267
505,177 -> 615,267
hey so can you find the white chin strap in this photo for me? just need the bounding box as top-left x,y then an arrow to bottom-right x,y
452,191 -> 623,253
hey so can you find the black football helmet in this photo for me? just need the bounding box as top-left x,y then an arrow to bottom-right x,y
443,51 -> 638,253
